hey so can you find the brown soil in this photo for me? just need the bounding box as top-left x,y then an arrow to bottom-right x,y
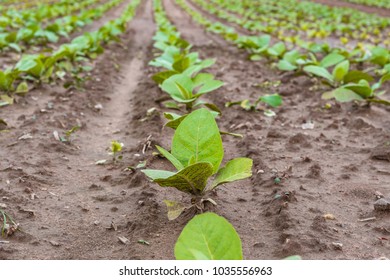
1,0 -> 390,260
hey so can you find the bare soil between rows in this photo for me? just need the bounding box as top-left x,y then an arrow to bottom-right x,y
1,0 -> 390,260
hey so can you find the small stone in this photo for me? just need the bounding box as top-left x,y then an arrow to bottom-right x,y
374,198 -> 390,211
375,191 -> 384,199
323,214 -> 336,220
118,236 -> 129,244
332,242 -> 343,250
302,122 -> 314,130
94,103 -> 103,110
50,240 -> 61,247
94,220 -> 100,226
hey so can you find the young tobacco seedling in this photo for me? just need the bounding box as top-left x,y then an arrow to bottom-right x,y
110,140 -> 124,162
322,73 -> 390,105
64,125 -> 80,143
225,93 -> 283,116
161,72 -> 224,111
175,212 -> 243,260
142,108 -> 253,220
0,208 -> 18,237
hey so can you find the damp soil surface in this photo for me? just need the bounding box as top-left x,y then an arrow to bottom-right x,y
1,0 -> 390,260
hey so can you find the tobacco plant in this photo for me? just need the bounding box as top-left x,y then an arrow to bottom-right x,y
142,108 -> 253,220
322,73 -> 390,105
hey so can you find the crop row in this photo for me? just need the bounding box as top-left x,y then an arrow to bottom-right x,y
175,0 -> 390,106
139,0 -> 261,260
0,0 -> 101,30
203,0 -> 390,46
343,0 -> 390,8
0,0 -> 140,106
0,0 -> 124,53
0,0 -> 59,11
138,0 -> 301,261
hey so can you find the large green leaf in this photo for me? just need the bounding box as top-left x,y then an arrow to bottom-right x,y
370,47 -> 389,67
267,42 -> 286,57
258,94 -> 282,107
175,212 -> 243,260
152,70 -> 178,84
343,81 -> 372,98
332,60 -> 349,83
161,74 -> 194,102
172,108 -> 223,173
319,53 -> 345,68
15,58 -> 37,72
329,88 -> 364,102
277,60 -> 297,71
210,158 -> 253,190
380,73 -> 390,85
343,70 -> 374,84
172,57 -> 190,72
196,79 -> 224,95
303,65 -> 334,83
182,58 -> 215,77
282,50 -> 301,64
152,162 -> 214,194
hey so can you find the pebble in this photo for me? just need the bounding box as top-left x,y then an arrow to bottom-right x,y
374,198 -> 390,211
332,242 -> 343,250
118,236 -> 129,244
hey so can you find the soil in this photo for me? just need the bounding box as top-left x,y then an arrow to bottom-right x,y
1,0 -> 390,260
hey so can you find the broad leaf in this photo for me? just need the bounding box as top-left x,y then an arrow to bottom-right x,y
320,53 -> 345,68
15,58 -> 37,72
343,82 -> 372,98
172,57 -> 190,72
277,60 -> 297,71
343,70 -> 374,84
152,162 -> 214,194
303,65 -> 334,83
210,158 -> 253,189
196,79 -> 224,95
152,70 -> 178,84
175,212 -> 243,260
370,47 -> 389,67
332,60 -> 349,83
15,81 -> 29,95
258,94 -> 282,107
330,88 -> 364,102
161,74 -> 194,102
267,42 -> 286,57
172,108 -> 223,172
380,73 -> 390,85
